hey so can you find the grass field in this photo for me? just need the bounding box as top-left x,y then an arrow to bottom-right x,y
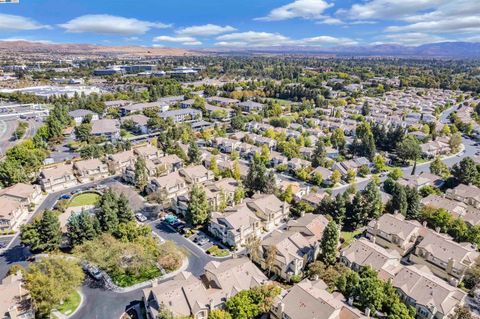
69,192 -> 100,207
56,290 -> 81,316
340,229 -> 363,249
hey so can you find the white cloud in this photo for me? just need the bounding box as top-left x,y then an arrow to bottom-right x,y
153,35 -> 201,46
340,0 -> 443,21
380,32 -> 447,45
302,35 -> 358,46
215,31 -> 357,47
59,14 -> 170,36
176,24 -> 236,36
0,13 -> 50,31
257,0 -> 333,21
215,31 -> 294,47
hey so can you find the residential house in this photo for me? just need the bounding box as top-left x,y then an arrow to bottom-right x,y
143,258 -> 266,319
332,157 -> 371,176
156,154 -> 184,176
246,193 -> 290,231
288,158 -> 312,172
73,158 -> 109,183
0,271 -> 34,319
68,109 -> 98,125
0,197 -> 27,230
393,265 -> 466,319
209,202 -> 262,248
420,139 -> 451,157
108,150 -> 136,174
301,192 -> 329,209
121,114 -> 149,134
203,178 -> 239,211
134,144 -> 162,162
238,100 -> 264,113
366,213 -> 424,255
39,163 -> 77,192
310,166 -> 333,185
91,119 -> 121,141
146,171 -> 188,200
397,172 -> 444,190
159,108 -> 202,124
446,184 -> 480,209
0,183 -> 41,205
271,279 -> 367,319
179,165 -> 214,184
206,96 -> 239,107
409,230 -> 480,284
120,101 -> 168,116
340,238 -> 403,280
421,194 -> 480,226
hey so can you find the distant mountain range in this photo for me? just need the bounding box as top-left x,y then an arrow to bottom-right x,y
1,40 -> 480,58
202,42 -> 480,58
0,40 -> 193,57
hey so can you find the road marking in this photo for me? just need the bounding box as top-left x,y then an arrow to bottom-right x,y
0,120 -> 6,137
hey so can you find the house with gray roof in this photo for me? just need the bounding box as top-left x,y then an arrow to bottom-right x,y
69,108 -> 98,125
91,119 -> 120,141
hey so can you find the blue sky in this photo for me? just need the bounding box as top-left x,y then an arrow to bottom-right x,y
0,0 -> 479,47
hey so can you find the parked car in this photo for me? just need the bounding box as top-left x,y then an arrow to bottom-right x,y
59,194 -> 71,200
135,213 -> 147,222
96,184 -> 107,190
84,264 -> 102,280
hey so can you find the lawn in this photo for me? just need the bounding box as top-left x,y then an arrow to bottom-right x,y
206,245 -> 230,257
68,192 -> 100,207
340,229 -> 363,249
56,290 -> 81,316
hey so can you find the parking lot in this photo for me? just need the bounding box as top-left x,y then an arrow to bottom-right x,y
0,236 -> 14,250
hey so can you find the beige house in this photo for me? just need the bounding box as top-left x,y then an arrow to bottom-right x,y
73,158 -> 109,183
0,197 -> 27,230
393,265 -> 466,319
209,202 -> 262,248
340,238 -> 403,280
0,183 -> 42,205
271,279 -> 367,319
203,178 -> 240,211
254,214 -> 328,281
446,184 -> 480,209
397,172 -> 444,190
143,258 -> 267,319
366,213 -> 424,255
133,144 -> 162,162
409,230 -> 479,284
421,194 -> 480,226
0,271 -> 34,319
108,150 -> 136,173
156,154 -> 183,176
39,163 -> 78,193
146,171 -> 188,200
179,165 -> 214,184
246,194 -> 290,231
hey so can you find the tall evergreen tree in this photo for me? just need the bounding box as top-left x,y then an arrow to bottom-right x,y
405,186 -> 420,219
320,221 -> 340,266
389,183 -> 408,215
96,189 -> 119,233
134,156 -> 148,191
188,140 -> 201,164
117,193 -> 134,224
187,184 -> 210,226
67,210 -> 99,246
311,140 -> 326,167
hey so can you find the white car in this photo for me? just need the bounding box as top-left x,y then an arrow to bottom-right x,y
135,213 -> 147,222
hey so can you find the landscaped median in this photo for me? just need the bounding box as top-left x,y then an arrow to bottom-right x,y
68,192 -> 101,207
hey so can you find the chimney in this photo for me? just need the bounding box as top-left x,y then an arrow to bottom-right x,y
313,274 -> 319,281
422,221 -> 427,227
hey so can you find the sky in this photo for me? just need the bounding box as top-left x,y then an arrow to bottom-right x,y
0,0 -> 479,48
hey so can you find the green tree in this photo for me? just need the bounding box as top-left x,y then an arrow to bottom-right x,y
234,186 -> 245,205
452,157 -> 480,187
134,156 -> 148,191
117,193 -> 134,224
74,123 -> 92,142
449,132 -> 462,153
21,210 -> 61,252
373,154 -> 387,172
331,128 -> 346,150
280,185 -> 294,204
405,186 -> 420,219
389,183 -> 408,215
208,310 -> 232,319
188,141 -> 201,164
232,160 -> 241,180
225,290 -> 260,319
96,189 -> 119,233
24,257 -> 84,318
320,221 -> 339,266
187,184 -> 210,226
346,168 -> 356,183
331,170 -> 341,186
357,267 -> 385,314
245,155 -> 276,194
312,140 -> 326,167
430,157 -> 450,178
396,136 -> 421,174
67,210 -> 99,246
